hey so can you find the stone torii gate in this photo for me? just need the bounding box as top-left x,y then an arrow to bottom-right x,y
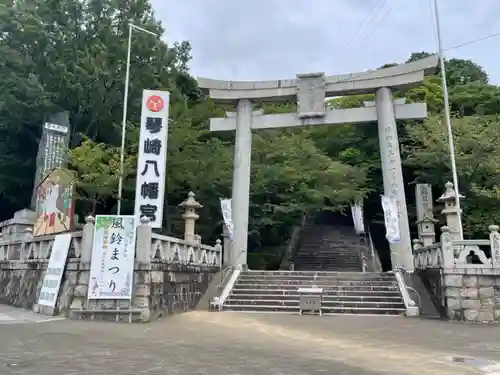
198,55 -> 439,272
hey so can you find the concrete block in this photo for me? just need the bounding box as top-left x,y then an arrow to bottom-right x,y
478,310 -> 494,322
463,309 -> 479,322
479,287 -> 495,298
478,276 -> 495,287
445,287 -> 460,298
480,298 -> 494,310
494,309 -> 500,322
461,299 -> 480,310
447,297 -> 460,310
444,275 -> 463,287
151,270 -> 163,283
463,276 -> 478,288
460,287 -> 478,299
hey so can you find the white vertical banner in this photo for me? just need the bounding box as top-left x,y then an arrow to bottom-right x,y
415,183 -> 433,220
134,90 -> 170,228
220,198 -> 234,240
37,233 -> 72,312
88,215 -> 137,300
381,195 -> 401,244
351,202 -> 365,234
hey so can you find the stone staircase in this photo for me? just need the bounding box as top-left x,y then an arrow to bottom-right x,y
295,224 -> 364,271
223,270 -> 405,315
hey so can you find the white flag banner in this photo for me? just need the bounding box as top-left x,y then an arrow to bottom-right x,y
220,198 -> 234,240
351,202 -> 365,234
381,195 -> 401,244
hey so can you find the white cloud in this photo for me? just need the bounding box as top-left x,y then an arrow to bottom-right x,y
153,0 -> 500,83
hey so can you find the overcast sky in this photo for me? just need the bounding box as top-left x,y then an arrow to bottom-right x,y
152,0 -> 500,84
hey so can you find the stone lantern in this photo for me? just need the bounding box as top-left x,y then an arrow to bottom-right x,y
437,181 -> 464,241
179,192 -> 202,243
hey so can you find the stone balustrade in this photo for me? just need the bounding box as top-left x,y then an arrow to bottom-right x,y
414,226 -> 499,270
0,192 -> 223,322
150,233 -> 221,266
414,225 -> 500,323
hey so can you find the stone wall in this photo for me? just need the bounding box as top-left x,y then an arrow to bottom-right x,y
0,193 -> 223,322
70,261 -> 218,322
442,268 -> 500,322
0,258 -> 81,315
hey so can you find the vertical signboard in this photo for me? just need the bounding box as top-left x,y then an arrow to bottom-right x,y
88,215 -> 136,300
381,195 -> 401,244
32,111 -> 71,209
415,183 -> 433,220
134,90 -> 170,228
37,233 -> 72,314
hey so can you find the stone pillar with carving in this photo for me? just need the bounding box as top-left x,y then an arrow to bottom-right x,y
70,215 -> 95,312
232,99 -> 253,266
179,192 -> 202,244
375,89 -> 413,271
437,181 -> 464,241
489,225 -> 500,268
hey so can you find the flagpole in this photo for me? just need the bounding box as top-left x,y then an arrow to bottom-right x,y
433,0 -> 463,239
117,24 -> 159,215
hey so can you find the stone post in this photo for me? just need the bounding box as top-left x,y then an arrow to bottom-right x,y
412,239 -> 423,270
488,225 -> 500,268
136,216 -> 152,264
222,224 -> 232,266
80,215 -> 95,263
134,216 -> 153,322
232,98 -> 253,266
376,87 -> 413,272
179,192 -> 202,244
412,238 -> 423,252
437,181 -> 464,241
214,238 -> 223,268
440,226 -> 454,268
70,215 -> 94,312
20,227 -> 33,260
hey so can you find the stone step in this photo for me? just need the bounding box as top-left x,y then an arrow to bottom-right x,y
236,279 -> 398,286
296,268 -> 362,272
232,283 -> 399,291
240,273 -> 394,280
222,304 -> 405,315
230,288 -> 402,296
244,271 -> 386,276
228,293 -> 403,302
225,299 -> 404,309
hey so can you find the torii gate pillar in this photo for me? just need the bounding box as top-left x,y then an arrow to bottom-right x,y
232,99 -> 253,265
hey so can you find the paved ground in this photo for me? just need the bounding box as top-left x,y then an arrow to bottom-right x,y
0,304 -> 65,324
1,305 -> 500,374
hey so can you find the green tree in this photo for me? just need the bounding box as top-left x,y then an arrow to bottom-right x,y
404,115 -> 500,237
69,138 -> 136,214
0,0 -> 192,221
